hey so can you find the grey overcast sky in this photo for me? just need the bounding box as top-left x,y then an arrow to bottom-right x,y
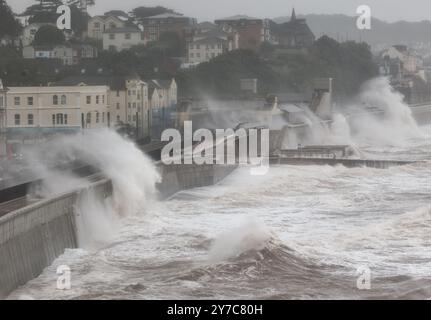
8,0 -> 431,23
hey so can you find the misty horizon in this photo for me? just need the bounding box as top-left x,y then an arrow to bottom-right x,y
7,0 -> 431,24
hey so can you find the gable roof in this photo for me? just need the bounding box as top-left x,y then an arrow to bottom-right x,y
277,18 -> 314,38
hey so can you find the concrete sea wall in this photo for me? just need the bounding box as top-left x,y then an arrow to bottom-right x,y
0,163 -> 237,298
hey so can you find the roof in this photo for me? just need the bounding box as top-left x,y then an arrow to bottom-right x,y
277,19 -> 314,38
279,104 -> 304,113
54,75 -> 127,90
33,45 -> 54,51
197,21 -> 218,29
7,86 -> 109,93
196,29 -> 228,39
145,13 -> 186,19
190,36 -> 227,45
104,27 -> 141,34
275,92 -> 307,103
90,15 -> 123,22
146,79 -> 173,90
216,15 -> 261,21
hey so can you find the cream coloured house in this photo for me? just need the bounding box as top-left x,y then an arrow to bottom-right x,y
5,86 -> 110,134
86,15 -> 126,40
103,27 -> 147,52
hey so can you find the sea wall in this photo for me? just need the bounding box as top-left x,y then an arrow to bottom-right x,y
0,163 -> 237,298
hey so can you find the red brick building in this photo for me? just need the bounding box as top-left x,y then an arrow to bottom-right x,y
141,13 -> 197,42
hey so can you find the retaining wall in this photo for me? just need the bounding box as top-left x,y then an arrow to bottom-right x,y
0,163 -> 237,298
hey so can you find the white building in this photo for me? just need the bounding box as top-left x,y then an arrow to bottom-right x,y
86,15 -> 126,40
188,36 -> 228,64
52,75 -> 177,141
5,86 -> 111,135
103,27 -> 147,52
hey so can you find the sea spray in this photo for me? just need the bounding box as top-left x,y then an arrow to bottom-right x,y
208,217 -> 274,262
279,77 -> 425,150
49,129 -> 160,215
348,77 -> 425,146
28,129 -> 161,248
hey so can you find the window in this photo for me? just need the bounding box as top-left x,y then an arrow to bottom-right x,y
96,112 -> 100,123
109,23 -> 116,29
116,103 -> 120,110
94,22 -> 100,28
14,114 -> 20,125
102,112 -> 105,123
117,115 -> 120,122
64,114 -> 68,125
27,97 -> 33,106
102,95 -> 105,103
128,115 -> 131,121
28,114 -> 34,125
133,102 -> 136,109
128,90 -> 131,96
190,44 -> 194,49
133,115 -> 136,121
0,96 -> 3,107
52,114 -> 55,125
53,95 -> 58,105
109,33 -> 115,40
116,90 -> 120,97
61,95 -> 66,105
128,103 -> 131,109
86,96 -> 91,104
190,53 -> 194,58
125,33 -> 131,40
14,97 -> 20,106
132,90 -> 136,95
56,113 -> 63,125
86,112 -> 91,124
96,95 -> 99,104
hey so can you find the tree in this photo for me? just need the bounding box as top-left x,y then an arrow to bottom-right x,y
34,25 -> 65,45
25,0 -> 64,24
0,0 -> 23,38
259,41 -> 275,59
25,0 -> 91,36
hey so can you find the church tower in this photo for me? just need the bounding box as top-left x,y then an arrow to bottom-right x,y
291,8 -> 297,21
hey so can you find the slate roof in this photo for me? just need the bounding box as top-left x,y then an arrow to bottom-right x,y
53,75 -> 127,90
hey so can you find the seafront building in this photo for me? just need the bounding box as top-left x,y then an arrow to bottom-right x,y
0,75 -> 178,157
